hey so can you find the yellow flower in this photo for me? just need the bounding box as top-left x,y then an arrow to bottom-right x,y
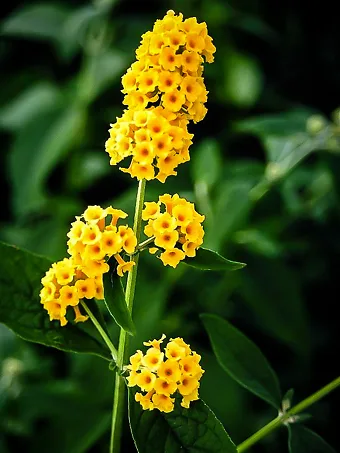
43,300 -> 68,326
81,224 -> 102,245
181,76 -> 203,103
160,248 -> 185,267
179,356 -> 203,377
54,258 -> 75,286
153,213 -> 177,233
162,89 -> 186,112
84,242 -> 106,261
127,370 -> 139,387
154,230 -> 179,250
137,69 -> 159,94
127,334 -> 204,412
101,230 -> 123,256
165,340 -> 187,361
40,281 -> 56,302
182,241 -> 197,257
181,388 -> 199,408
165,29 -> 186,49
141,347 -> 164,372
83,205 -> 107,224
114,254 -> 135,277
59,285 -> 79,307
159,47 -> 181,71
127,350 -> 144,371
154,378 -> 177,395
143,334 -> 166,349
158,71 -> 181,92
135,391 -> 154,410
134,141 -> 154,164
73,305 -> 89,323
178,376 -> 199,396
152,393 -> 174,413
122,70 -> 138,93
82,259 -> 109,278
181,50 -> 202,72
172,204 -> 194,226
147,114 -> 170,137
75,278 -> 96,300
157,359 -> 181,383
67,220 -> 85,245
142,202 -> 160,221
136,369 -> 157,392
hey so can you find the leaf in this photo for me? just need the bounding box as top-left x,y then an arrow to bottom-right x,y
102,265 -> 136,335
0,241 -> 110,360
183,247 -> 246,271
205,180 -> 252,251
191,138 -> 222,189
224,52 -> 263,108
238,256 -> 309,355
1,4 -> 69,41
129,390 -> 237,453
8,106 -> 86,216
288,424 -> 336,453
235,109 -> 315,138
200,313 -> 281,408
0,82 -> 62,131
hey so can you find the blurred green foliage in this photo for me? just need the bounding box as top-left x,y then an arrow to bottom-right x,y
1,0 -> 340,452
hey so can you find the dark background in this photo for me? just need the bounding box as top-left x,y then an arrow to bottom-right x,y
0,0 -> 339,452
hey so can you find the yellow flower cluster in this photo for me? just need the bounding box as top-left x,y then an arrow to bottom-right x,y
142,194 -> 204,268
105,10 -> 215,182
40,206 -> 137,326
105,106 -> 193,183
126,335 -> 204,412
122,10 -> 215,122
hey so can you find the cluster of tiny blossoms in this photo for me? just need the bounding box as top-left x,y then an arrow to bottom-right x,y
126,335 -> 204,412
40,206 -> 137,326
105,10 -> 216,182
142,194 -> 204,268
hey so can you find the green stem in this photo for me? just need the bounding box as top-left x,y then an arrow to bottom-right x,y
109,179 -> 147,453
81,300 -> 118,362
237,376 -> 340,452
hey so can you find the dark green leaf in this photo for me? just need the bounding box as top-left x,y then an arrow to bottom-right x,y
0,241 -> 110,360
102,266 -> 136,335
288,424 -> 336,453
129,390 -> 237,453
183,247 -> 246,271
1,4 -> 69,41
238,256 -> 309,355
200,313 -> 281,408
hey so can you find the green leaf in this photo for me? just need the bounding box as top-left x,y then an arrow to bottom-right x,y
0,82 -> 62,131
192,138 -> 222,189
288,424 -> 336,453
129,390 -> 237,453
102,265 -> 136,335
224,52 -> 263,108
238,256 -> 309,355
183,247 -> 246,271
200,313 -> 281,408
205,180 -> 252,251
0,241 -> 110,360
9,106 -> 86,216
235,109 -> 315,138
1,4 -> 69,41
